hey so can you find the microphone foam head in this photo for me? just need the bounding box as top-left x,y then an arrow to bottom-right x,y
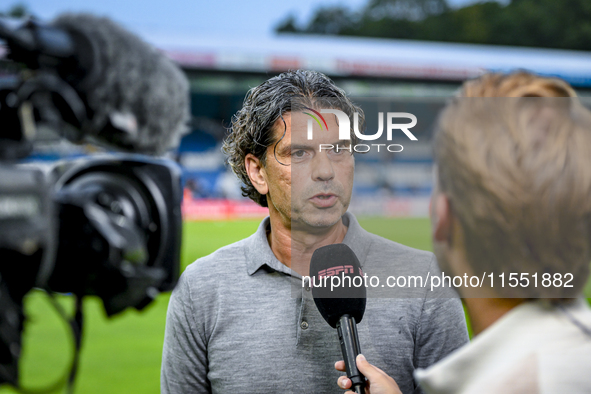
309,244 -> 366,328
52,13 -> 190,155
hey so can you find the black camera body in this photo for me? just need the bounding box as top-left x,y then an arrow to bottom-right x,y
0,164 -> 54,384
49,155 -> 182,313
0,155 -> 183,386
0,14 -> 187,388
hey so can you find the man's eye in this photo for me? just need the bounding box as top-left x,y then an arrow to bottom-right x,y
293,150 -> 306,157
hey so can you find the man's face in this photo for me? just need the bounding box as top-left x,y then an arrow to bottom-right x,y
264,111 -> 355,229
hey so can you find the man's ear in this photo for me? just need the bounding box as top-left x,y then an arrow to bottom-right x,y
245,153 -> 269,196
432,193 -> 454,244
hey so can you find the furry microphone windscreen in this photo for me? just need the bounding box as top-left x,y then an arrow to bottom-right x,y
52,13 -> 190,155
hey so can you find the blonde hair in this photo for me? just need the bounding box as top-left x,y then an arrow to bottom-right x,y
459,71 -> 577,98
435,72 -> 591,297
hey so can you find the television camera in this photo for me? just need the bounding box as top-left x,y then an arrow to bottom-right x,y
0,13 -> 189,390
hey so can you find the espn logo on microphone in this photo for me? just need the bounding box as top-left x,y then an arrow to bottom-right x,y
314,265 -> 364,284
318,265 -> 355,278
307,264 -> 366,292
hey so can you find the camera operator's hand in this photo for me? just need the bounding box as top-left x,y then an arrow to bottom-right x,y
335,354 -> 402,394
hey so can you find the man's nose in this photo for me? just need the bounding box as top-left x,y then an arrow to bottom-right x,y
312,151 -> 335,182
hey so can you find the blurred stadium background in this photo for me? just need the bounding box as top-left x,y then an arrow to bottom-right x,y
2,0 -> 591,392
14,28 -> 591,221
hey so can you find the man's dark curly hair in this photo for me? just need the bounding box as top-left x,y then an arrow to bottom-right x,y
222,70 -> 364,207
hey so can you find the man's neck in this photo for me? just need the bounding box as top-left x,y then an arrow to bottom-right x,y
463,297 -> 525,336
267,212 -> 348,276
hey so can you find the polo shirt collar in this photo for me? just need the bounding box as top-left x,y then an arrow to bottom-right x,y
245,212 -> 371,276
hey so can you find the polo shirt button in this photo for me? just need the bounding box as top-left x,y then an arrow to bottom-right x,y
300,320 -> 309,330
305,286 -> 310,292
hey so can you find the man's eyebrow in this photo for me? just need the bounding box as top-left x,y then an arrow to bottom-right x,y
289,144 -> 317,150
323,141 -> 351,147
276,144 -> 293,156
290,141 -> 351,149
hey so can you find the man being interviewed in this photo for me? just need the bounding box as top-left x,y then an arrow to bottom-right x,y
336,73 -> 591,393
161,70 -> 468,393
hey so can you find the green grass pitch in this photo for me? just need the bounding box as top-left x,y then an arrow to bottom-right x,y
2,217 -> 588,393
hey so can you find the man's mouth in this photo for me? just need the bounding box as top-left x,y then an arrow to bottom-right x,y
309,193 -> 338,208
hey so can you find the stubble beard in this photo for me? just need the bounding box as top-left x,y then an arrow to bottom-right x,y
291,188 -> 350,230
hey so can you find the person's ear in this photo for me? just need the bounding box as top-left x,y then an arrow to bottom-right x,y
245,153 -> 269,196
432,193 -> 453,244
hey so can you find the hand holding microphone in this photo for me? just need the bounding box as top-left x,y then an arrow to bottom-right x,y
335,354 -> 402,394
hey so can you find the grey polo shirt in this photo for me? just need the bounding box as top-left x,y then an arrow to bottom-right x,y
161,212 -> 468,394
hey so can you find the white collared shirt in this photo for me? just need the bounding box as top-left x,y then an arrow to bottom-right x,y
415,298 -> 591,394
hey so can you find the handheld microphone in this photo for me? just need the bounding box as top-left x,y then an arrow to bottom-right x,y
310,244 -> 366,394
1,13 -> 190,155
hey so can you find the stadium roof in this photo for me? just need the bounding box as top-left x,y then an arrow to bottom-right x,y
144,32 -> 591,87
